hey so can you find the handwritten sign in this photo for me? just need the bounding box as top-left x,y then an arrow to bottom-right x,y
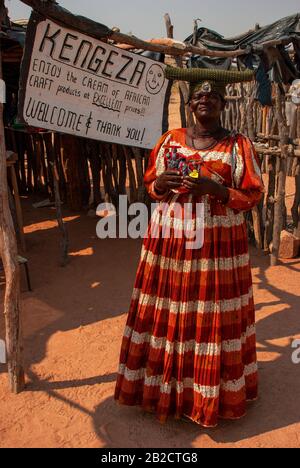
0,340 -> 6,364
18,14 -> 169,149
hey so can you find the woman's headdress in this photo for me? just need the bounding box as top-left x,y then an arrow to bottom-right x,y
164,66 -> 255,99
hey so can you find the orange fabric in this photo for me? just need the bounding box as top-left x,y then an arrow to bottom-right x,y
144,128 -> 264,210
226,137 -> 264,211
144,132 -> 173,201
115,129 -> 263,427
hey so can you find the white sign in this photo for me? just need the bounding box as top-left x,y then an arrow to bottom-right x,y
19,17 -> 168,149
0,339 -> 6,364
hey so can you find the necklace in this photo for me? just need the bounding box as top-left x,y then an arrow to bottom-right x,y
190,126 -> 225,151
191,136 -> 218,151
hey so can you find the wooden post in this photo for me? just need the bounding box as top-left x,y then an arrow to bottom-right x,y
271,85 -> 289,266
123,146 -> 137,204
44,133 -> 69,266
8,158 -> 26,253
117,144 -> 127,196
164,13 -> 174,39
50,156 -> 69,267
86,139 -> 102,207
98,147 -> 113,202
252,205 -> 263,250
164,13 -> 194,128
292,174 -> 300,234
132,147 -> 146,203
245,87 -> 263,248
246,89 -> 256,141
0,1 -> 25,393
111,144 -> 120,195
58,134 -> 90,210
240,83 -> 247,134
264,153 -> 276,252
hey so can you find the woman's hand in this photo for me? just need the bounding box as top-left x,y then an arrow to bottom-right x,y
183,176 -> 229,202
155,170 -> 184,193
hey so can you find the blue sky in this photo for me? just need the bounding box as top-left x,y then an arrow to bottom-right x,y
7,0 -> 300,40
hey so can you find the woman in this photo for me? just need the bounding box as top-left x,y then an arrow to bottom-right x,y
114,66 -> 264,428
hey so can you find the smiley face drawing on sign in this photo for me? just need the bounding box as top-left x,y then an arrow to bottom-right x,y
145,64 -> 165,95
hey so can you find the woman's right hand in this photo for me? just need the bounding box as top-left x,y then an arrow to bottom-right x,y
155,171 -> 184,193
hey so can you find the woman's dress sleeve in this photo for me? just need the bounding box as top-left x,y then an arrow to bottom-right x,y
144,131 -> 172,201
225,136 -> 264,212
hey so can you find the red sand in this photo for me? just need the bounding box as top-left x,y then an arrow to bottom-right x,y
0,193 -> 300,448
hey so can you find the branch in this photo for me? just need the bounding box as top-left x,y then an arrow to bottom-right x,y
20,0 -> 253,58
20,0 -> 112,38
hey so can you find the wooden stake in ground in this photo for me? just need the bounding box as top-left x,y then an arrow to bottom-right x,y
271,85 -> 289,266
44,133 -> 69,266
164,13 -> 194,128
0,1 -> 25,393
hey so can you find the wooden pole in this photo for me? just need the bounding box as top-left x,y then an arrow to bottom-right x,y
87,140 -> 102,207
9,162 -> 26,253
44,132 -> 69,266
271,85 -> 289,266
264,160 -> 276,252
257,133 -> 300,145
164,13 -> 194,128
254,145 -> 300,158
246,88 -> 256,141
117,144 -> 127,196
49,155 -> 69,267
292,174 -> 300,234
164,13 -> 185,128
123,146 -> 137,204
164,13 -> 174,39
132,147 -> 146,203
252,206 -> 263,249
0,1 -> 25,393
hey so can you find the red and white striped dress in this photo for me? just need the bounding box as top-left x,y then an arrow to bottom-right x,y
114,129 -> 264,427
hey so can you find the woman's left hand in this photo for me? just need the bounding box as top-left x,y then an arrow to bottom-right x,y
183,176 -> 229,202
183,176 -> 215,196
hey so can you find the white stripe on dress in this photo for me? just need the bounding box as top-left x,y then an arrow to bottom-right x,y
168,141 -> 233,166
149,200 -> 245,231
131,288 -> 254,315
118,363 -> 257,398
123,325 -> 256,357
140,246 -> 250,274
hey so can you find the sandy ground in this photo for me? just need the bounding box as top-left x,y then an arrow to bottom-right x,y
0,193 -> 300,448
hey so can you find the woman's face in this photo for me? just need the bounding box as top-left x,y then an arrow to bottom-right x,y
189,90 -> 225,122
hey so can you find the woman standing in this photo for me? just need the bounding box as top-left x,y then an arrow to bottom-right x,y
114,67 -> 264,428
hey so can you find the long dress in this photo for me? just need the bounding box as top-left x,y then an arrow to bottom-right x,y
114,128 -> 264,428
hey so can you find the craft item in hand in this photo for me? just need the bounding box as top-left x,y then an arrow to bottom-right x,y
164,146 -> 203,193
